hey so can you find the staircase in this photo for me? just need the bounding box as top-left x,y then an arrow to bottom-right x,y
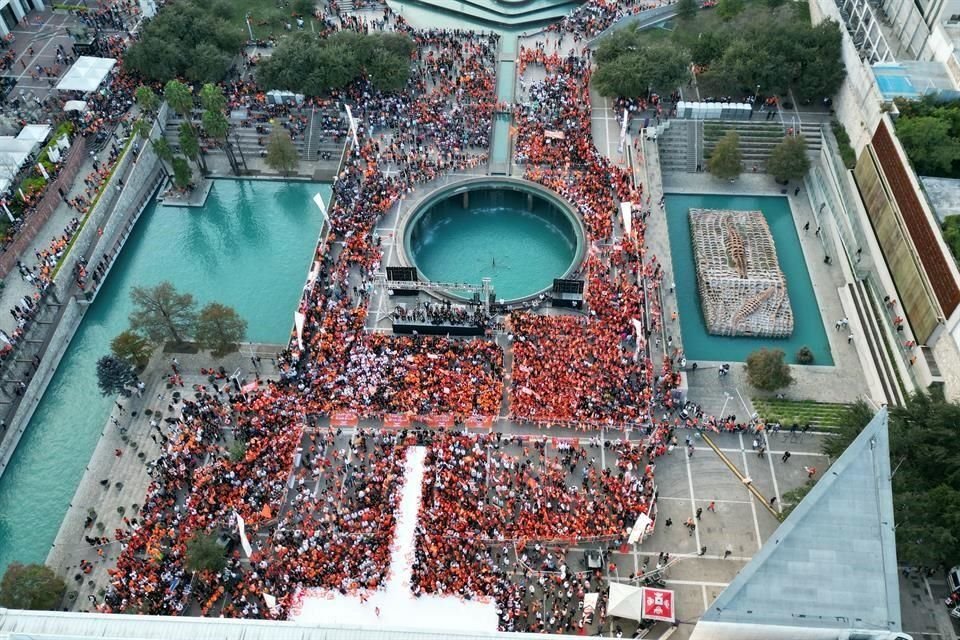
656,120 -> 698,174
163,107 -> 347,175
846,279 -> 907,406
701,120 -> 822,171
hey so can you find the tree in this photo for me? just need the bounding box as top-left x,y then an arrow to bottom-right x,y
202,110 -> 230,144
164,80 -> 195,122
152,137 -> 173,164
124,0 -> 244,82
943,215 -> 960,262
767,136 -> 810,182
111,330 -> 154,369
789,20 -> 846,101
592,42 -> 690,98
745,347 -> 793,391
178,122 -> 206,174
677,0 -> 698,19
708,130 -> 742,180
265,129 -> 299,176
129,281 -> 197,344
716,0 -> 745,20
184,531 -> 227,573
187,42 -> 231,84
200,83 -> 227,114
896,116 -> 960,176
257,31 -> 414,95
690,30 -> 729,67
195,302 -> 248,357
96,355 -> 138,396
707,37 -> 790,96
199,83 -> 238,175
134,85 -> 160,114
172,156 -> 193,190
0,563 -> 66,610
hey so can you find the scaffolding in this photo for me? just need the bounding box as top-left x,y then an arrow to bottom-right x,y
689,209 -> 794,338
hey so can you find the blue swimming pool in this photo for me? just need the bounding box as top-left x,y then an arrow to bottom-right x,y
664,193 -> 833,365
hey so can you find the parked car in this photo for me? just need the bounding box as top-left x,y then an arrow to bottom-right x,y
948,565 -> 960,593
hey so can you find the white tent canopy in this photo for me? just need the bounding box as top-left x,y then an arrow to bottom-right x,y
63,100 -> 88,112
0,124 -> 52,194
56,56 -> 117,92
607,583 -> 646,622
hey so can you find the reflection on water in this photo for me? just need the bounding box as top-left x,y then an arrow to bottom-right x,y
0,180 -> 330,575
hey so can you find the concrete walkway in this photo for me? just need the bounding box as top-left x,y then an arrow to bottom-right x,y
47,344 -> 281,611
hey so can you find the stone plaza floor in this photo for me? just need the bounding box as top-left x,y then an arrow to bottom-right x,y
47,333 -> 833,640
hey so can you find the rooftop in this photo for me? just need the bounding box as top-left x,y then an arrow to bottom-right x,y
694,409 -> 902,638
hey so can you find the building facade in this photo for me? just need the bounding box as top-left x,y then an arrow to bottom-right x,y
0,0 -> 46,37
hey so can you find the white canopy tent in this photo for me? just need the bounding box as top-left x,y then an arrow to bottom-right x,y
0,124 -> 52,194
56,56 -> 117,92
607,582 -> 646,622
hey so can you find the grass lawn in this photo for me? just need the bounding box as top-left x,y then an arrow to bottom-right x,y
752,398 -> 851,432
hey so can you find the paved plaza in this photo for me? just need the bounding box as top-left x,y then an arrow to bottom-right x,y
0,0 -> 943,638
47,331 -> 834,640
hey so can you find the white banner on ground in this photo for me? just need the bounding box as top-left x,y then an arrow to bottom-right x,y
235,511 -> 254,558
628,511 -> 653,545
581,591 -> 599,626
620,202 -> 633,237
294,311 -> 306,350
630,318 -> 644,361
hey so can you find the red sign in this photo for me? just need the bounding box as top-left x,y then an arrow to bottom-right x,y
641,587 -> 675,622
329,411 -> 359,427
383,413 -> 411,429
465,415 -> 494,431
429,414 -> 455,428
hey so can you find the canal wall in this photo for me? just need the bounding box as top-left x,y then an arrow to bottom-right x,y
0,113 -> 164,482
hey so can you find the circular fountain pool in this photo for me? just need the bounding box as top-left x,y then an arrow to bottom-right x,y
403,179 -> 585,303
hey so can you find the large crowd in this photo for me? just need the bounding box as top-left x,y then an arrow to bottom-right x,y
96,0 -> 696,633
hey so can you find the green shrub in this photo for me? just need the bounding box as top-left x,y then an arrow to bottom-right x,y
796,346 -> 814,364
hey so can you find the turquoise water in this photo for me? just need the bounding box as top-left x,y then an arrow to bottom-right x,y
664,193 -> 833,365
408,188 -> 577,301
0,179 -> 329,575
